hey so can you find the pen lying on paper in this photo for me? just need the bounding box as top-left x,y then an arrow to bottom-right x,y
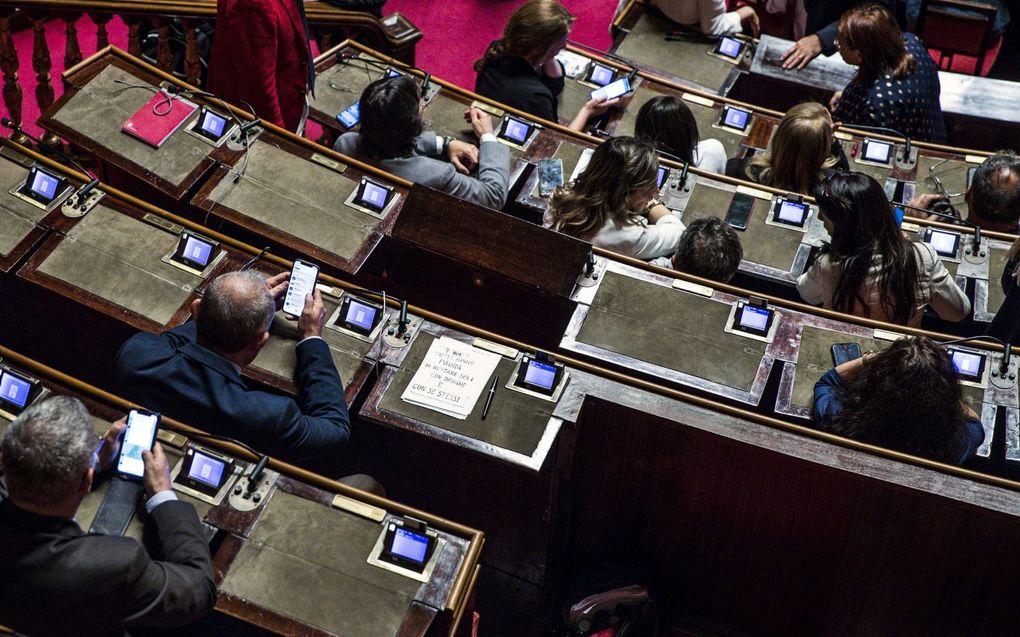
481,375 -> 499,420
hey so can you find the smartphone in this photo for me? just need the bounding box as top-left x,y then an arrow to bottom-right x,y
336,102 -> 360,129
725,193 -> 754,230
831,342 -> 862,367
538,158 -> 564,197
282,260 -> 319,318
591,77 -> 631,102
117,409 -> 160,479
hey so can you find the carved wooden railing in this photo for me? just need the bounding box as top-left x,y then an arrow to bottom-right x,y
0,0 -> 421,142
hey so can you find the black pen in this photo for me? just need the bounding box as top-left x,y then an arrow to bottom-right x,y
481,375 -> 499,420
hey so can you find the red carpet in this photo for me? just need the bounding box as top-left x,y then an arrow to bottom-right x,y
0,2 -> 1000,140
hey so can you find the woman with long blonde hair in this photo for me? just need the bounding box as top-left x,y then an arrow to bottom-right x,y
726,101 -> 847,195
544,137 -> 684,260
475,0 -> 618,132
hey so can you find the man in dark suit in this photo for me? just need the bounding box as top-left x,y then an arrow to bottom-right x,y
207,0 -> 314,132
0,396 -> 216,636
115,270 -> 362,481
334,75 -> 511,210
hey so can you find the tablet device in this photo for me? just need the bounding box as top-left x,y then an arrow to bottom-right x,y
859,138 -> 893,166
924,228 -> 961,258
714,36 -> 744,60
772,198 -> 809,227
18,166 -> 68,206
719,105 -> 751,132
191,107 -> 231,142
498,116 -> 533,145
176,448 -> 233,497
378,521 -> 437,573
513,356 -> 564,396
585,62 -> 616,87
0,368 -> 37,415
332,295 -> 384,337
656,166 -> 670,189
949,348 -> 986,382
171,231 -> 218,270
731,302 -> 774,337
355,177 -> 393,211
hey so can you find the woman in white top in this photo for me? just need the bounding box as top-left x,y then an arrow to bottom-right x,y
634,95 -> 727,174
652,0 -> 759,36
544,137 -> 684,261
797,172 -> 970,326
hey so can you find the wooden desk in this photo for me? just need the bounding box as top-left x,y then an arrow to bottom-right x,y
736,34 -> 1020,152
38,50 -> 220,205
610,4 -> 747,95
0,348 -> 482,637
358,320 -> 571,587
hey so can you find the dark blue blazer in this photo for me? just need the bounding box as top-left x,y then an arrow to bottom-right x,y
115,322 -> 351,472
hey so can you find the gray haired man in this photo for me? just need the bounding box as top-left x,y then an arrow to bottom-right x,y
0,396 -> 216,636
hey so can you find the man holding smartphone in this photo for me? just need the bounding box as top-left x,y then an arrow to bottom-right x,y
0,396 -> 216,635
115,270 -> 372,487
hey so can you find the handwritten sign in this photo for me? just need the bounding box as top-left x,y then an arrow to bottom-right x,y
400,336 -> 502,419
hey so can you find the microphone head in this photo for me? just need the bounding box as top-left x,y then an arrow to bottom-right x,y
1,117 -> 16,129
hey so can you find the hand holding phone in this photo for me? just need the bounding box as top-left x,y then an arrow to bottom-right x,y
590,76 -> 631,102
116,410 -> 160,479
297,287 -> 327,340
142,442 -> 173,499
283,260 -> 319,318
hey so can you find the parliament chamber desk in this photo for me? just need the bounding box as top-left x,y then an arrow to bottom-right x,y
0,349 -> 481,637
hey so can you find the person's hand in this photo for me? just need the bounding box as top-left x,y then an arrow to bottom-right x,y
265,271 -> 290,312
905,193 -> 942,220
464,107 -> 494,138
96,418 -> 126,470
828,90 -> 843,113
736,6 -> 760,37
584,96 -> 619,118
297,287 -> 326,339
781,34 -> 823,70
448,139 -> 479,174
142,442 -> 172,499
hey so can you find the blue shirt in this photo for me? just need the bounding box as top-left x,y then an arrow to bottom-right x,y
834,32 -> 947,143
812,367 -> 984,464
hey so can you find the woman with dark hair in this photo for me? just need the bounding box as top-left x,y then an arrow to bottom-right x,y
812,336 -> 984,465
544,137 -> 684,260
726,101 -> 848,194
829,3 -> 946,142
474,0 -> 617,132
634,96 -> 726,173
796,171 -> 969,325
333,76 -> 510,209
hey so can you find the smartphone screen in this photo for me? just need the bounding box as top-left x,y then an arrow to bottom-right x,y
283,260 -> 319,317
591,77 -> 631,101
726,193 -> 754,230
538,158 -> 564,196
117,410 -> 160,479
831,342 -> 862,367
336,102 -> 360,128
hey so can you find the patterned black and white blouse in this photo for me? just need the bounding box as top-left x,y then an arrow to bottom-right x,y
834,32 -> 947,143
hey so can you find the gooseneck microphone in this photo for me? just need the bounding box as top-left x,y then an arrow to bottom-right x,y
899,200 -> 982,253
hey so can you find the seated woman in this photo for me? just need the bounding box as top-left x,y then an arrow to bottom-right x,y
634,96 -> 727,174
333,76 -> 510,210
812,336 -> 984,465
830,4 -> 947,143
797,171 -> 970,326
544,137 -> 684,261
474,0 -> 617,132
649,0 -> 759,36
725,102 -> 847,195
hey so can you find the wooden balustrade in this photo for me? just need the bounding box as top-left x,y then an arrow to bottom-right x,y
0,0 -> 421,139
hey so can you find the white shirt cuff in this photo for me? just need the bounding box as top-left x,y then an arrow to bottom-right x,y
480,133 -> 497,144
435,135 -> 445,154
298,335 -> 324,345
145,490 -> 178,513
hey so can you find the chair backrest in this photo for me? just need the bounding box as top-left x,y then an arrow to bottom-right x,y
917,0 -> 998,57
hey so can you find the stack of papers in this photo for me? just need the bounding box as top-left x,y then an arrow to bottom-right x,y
400,336 -> 501,419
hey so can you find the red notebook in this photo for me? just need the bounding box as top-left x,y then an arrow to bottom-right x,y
121,91 -> 197,148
